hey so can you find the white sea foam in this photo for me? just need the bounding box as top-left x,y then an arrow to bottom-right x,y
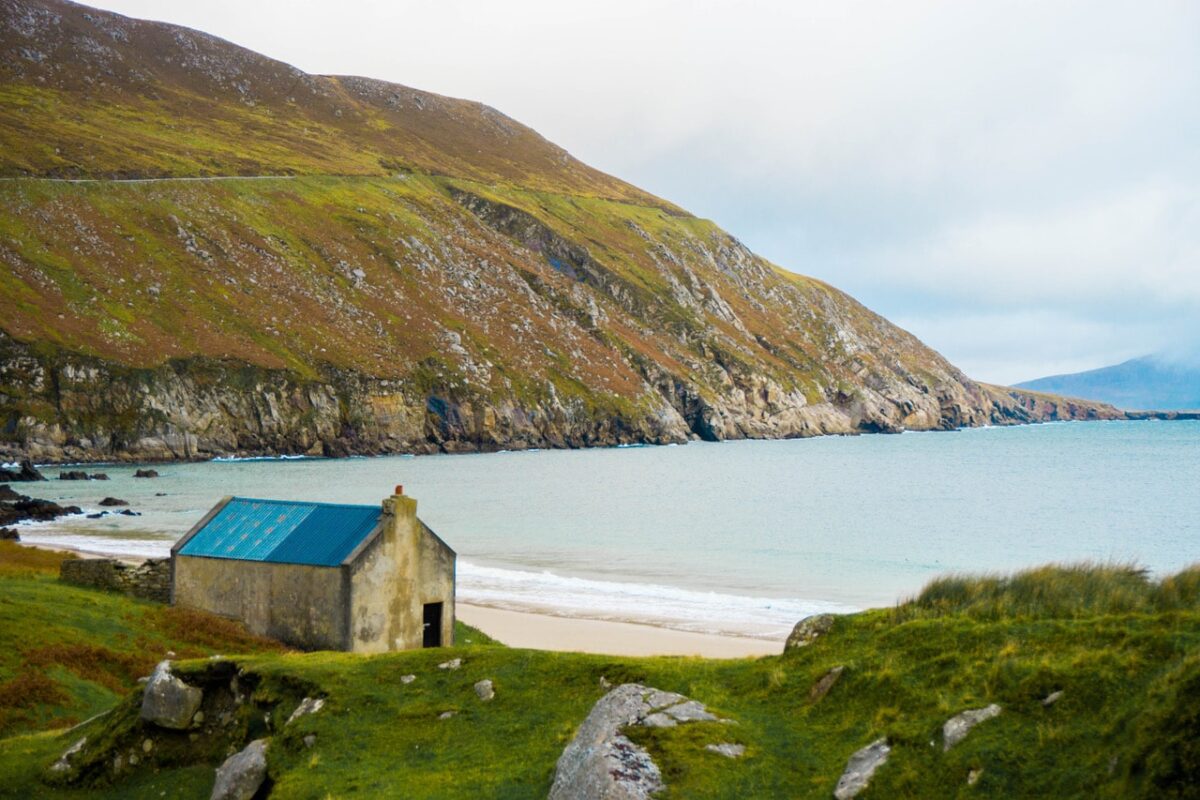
210,454 -> 311,462
457,561 -> 855,639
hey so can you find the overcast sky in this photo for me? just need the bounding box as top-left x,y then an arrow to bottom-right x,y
89,1 -> 1200,384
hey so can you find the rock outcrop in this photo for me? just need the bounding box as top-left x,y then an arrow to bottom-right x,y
809,665 -> 845,703
0,489 -> 81,527
210,739 -> 268,800
943,704 -> 1002,751
548,684 -> 730,800
140,661 -> 203,730
786,614 -> 837,650
834,738 -> 891,800
0,460 -> 45,481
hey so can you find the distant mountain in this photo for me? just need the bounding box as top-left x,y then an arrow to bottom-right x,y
0,0 -> 1120,462
1016,356 -> 1200,411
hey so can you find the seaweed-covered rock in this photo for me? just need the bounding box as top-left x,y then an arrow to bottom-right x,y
140,661 -> 203,730
98,497 -> 128,507
134,469 -> 159,478
0,460 -> 46,482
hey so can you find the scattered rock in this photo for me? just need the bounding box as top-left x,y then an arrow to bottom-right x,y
154,492 -> 167,496
92,473 -> 109,480
0,527 -> 18,541
86,512 -> 105,519
286,697 -> 325,725
785,614 -> 837,650
59,470 -> 90,481
474,679 -> 495,701
1042,690 -> 1063,707
49,736 -> 87,774
133,469 -> 159,478
834,738 -> 891,800
210,738 -> 268,800
98,497 -> 128,507
548,684 -> 726,800
0,484 -> 20,501
706,743 -> 745,759
438,658 -> 461,670
140,661 -> 203,730
141,738 -> 153,753
943,704 -> 1002,751
810,666 -> 845,703
599,676 -> 611,689
303,734 -> 316,749
0,460 -> 46,482
0,494 -> 83,527
400,674 -> 416,684
968,767 -> 983,785
117,509 -> 141,516
439,711 -> 457,720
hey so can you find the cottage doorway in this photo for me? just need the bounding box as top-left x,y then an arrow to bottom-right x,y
423,602 -> 443,647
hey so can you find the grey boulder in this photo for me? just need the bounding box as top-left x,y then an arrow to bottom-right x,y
285,697 -> 325,725
548,684 -> 725,800
834,738 -> 890,800
943,704 -> 1001,751
785,614 -> 837,650
140,661 -> 202,730
211,738 -> 268,800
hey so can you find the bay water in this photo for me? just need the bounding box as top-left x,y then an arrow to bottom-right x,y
12,420 -> 1199,639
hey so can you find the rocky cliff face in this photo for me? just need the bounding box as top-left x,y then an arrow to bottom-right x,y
0,0 -> 1124,462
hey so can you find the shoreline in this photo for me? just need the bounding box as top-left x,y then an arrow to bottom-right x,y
11,540 -> 786,658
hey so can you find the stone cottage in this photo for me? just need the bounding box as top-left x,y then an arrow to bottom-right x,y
170,488 -> 455,652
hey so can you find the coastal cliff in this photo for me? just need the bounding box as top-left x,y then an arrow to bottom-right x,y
0,0 -> 1122,462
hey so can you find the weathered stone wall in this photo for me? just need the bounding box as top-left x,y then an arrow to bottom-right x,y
59,557 -> 170,603
348,495 -> 455,653
172,555 -> 348,651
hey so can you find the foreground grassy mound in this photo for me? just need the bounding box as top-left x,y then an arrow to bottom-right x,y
1,560 -> 1198,798
0,541 -> 286,737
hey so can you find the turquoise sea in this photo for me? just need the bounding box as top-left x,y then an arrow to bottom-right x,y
13,420 -> 1200,639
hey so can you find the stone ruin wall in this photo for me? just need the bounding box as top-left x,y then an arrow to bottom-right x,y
59,557 -> 171,604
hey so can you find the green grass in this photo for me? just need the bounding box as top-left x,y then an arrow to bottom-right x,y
0,550 -> 1198,797
0,542 -> 286,738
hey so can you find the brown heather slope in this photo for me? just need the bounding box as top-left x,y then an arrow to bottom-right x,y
0,0 -> 1122,461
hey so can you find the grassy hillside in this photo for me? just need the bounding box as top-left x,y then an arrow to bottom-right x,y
0,0 -> 1123,462
0,541 -> 287,737
1,546 -> 1197,798
0,0 -> 665,204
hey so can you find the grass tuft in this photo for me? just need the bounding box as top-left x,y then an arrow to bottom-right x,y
895,562 -> 1199,620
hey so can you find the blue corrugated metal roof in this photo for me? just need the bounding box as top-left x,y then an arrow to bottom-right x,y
178,497 -> 381,567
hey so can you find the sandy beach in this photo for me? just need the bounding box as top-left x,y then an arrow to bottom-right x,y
457,603 -> 782,658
